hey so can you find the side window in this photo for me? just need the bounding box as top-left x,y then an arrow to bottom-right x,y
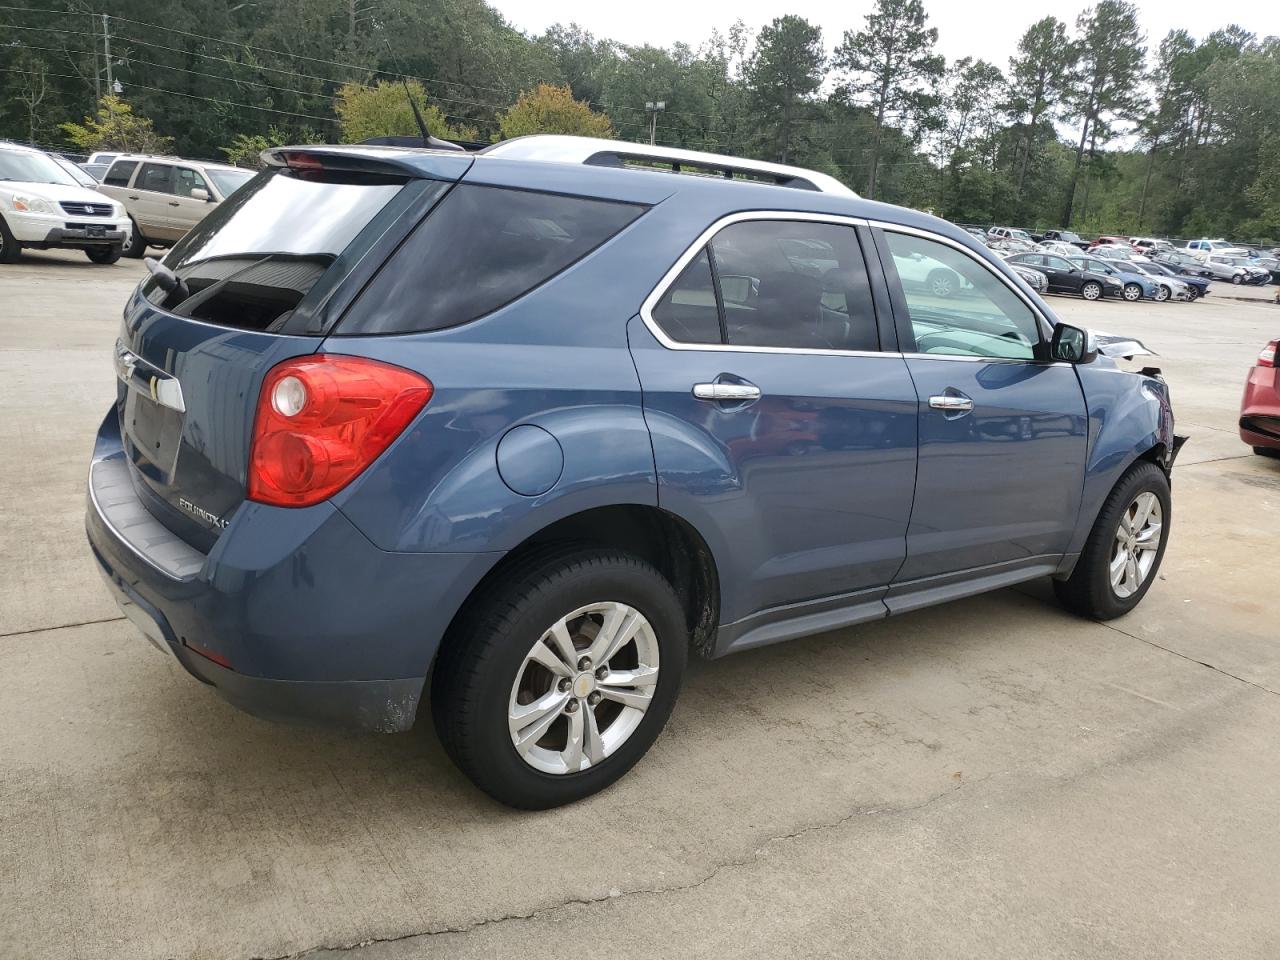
883,230 -> 1042,361
174,167 -> 209,198
708,220 -> 878,351
103,159 -> 138,187
652,249 -> 721,344
1045,256 -> 1074,271
340,185 -> 644,335
136,163 -> 174,194
1018,254 -> 1046,267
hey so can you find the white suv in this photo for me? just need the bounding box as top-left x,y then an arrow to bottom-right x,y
0,142 -> 132,264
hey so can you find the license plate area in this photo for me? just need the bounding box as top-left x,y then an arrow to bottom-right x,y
87,225 -> 106,238
124,388 -> 183,479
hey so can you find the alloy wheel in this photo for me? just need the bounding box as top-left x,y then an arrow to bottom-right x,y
507,601 -> 659,775
1123,283 -> 1141,302
1155,285 -> 1170,302
1082,282 -> 1101,300
1110,492 -> 1162,599
930,275 -> 953,297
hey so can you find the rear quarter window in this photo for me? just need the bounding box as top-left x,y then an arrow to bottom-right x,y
337,185 -> 644,335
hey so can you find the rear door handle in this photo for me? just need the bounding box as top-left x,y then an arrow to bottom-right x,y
929,394 -> 974,412
127,195 -> 138,200
168,201 -> 180,207
693,382 -> 761,402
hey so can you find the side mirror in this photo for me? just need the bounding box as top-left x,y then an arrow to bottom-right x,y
190,187 -> 211,202
1051,323 -> 1097,364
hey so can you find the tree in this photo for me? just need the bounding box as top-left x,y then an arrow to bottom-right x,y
834,0 -> 943,199
495,83 -> 614,140
1060,0 -> 1146,226
334,80 -> 478,143
13,59 -> 49,147
743,15 -> 825,165
61,96 -> 174,154
938,58 -> 1007,220
220,126 -> 324,168
1006,17 -> 1075,215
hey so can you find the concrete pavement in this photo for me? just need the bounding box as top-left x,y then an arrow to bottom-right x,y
1,250 -> 1277,960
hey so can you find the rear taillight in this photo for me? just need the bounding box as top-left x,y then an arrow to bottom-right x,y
1259,340 -> 1278,368
248,355 -> 433,507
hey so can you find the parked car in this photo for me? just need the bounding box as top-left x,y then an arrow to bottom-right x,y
0,142 -> 132,263
1036,229 -> 1089,249
1186,238 -> 1248,258
1201,253 -> 1270,285
1092,243 -> 1153,264
98,154 -> 254,257
1089,235 -> 1131,249
989,236 -> 1037,255
1130,237 -> 1173,256
1240,338 -> 1280,457
1153,249 -> 1215,280
1010,263 -> 1050,294
987,225 -> 1035,244
49,154 -> 100,189
1037,240 -> 1083,259
86,136 -> 1185,808
1004,252 -> 1122,300
1251,255 -> 1280,284
1131,260 -> 1207,299
1069,254 -> 1161,302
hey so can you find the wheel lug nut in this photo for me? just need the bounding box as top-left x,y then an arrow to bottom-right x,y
595,666 -> 608,680
578,657 -> 592,671
587,691 -> 601,706
558,678 -> 571,693
565,699 -> 579,713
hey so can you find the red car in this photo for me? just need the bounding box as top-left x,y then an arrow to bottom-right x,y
1089,235 -> 1130,249
1241,339 -> 1280,457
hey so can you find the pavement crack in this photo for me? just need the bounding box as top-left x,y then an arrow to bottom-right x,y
0,615 -> 125,640
1100,620 -> 1280,698
255,775 -> 989,960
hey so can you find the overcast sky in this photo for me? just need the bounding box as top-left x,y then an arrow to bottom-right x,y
490,0 -> 1275,69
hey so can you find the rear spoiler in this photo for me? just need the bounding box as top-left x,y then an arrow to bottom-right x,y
261,145 -> 473,181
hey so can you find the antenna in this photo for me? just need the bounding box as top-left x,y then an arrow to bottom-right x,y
381,41 -> 464,152
401,77 -> 432,144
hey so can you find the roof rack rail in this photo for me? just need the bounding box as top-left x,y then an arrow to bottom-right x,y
482,135 -> 857,197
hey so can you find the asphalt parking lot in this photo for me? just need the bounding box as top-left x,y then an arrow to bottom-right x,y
2,250 -> 1279,960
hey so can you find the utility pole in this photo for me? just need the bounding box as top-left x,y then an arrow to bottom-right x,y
645,101 -> 665,146
90,10 -> 101,103
102,14 -> 113,92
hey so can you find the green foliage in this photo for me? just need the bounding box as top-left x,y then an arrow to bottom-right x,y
743,16 -> 825,165
495,84 -> 614,140
335,81 -> 478,143
220,127 -> 324,168
61,96 -> 175,154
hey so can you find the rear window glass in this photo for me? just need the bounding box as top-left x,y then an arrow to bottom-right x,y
142,168 -> 410,332
339,185 -> 644,335
103,159 -> 137,187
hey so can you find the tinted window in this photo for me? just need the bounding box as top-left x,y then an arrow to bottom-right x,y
1016,254 -> 1046,266
652,249 -> 721,344
136,163 -> 174,194
884,231 -> 1041,361
342,185 -> 643,335
208,168 -> 253,198
708,220 -> 878,351
1044,256 -> 1074,271
174,167 -> 208,198
103,159 -> 137,187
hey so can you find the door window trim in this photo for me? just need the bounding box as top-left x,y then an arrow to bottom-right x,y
639,210 -> 896,358
869,220 -> 1060,364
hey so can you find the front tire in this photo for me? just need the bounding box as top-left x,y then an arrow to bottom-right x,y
1123,283 -> 1142,302
432,548 -> 688,809
0,215 -> 22,263
1054,461 -> 1171,620
122,218 -> 147,259
85,244 -> 122,264
1081,280 -> 1102,301
1154,284 -> 1171,302
1254,446 -> 1280,459
1232,274 -> 1243,285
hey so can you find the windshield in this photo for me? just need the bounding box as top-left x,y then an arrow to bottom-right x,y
1060,232 -> 1081,242
207,168 -> 253,198
0,150 -> 78,186
51,156 -> 96,188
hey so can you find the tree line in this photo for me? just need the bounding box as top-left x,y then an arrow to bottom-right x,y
2,0 -> 1277,241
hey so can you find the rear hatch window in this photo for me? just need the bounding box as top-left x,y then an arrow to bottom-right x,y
142,168 -> 431,332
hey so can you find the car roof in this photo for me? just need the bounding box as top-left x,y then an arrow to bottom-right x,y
107,153 -> 244,173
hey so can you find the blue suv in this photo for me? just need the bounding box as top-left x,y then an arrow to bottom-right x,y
87,136 -> 1185,808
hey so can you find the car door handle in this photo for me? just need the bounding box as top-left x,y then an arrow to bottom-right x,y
168,201 -> 181,207
127,195 -> 138,200
693,382 -> 761,402
929,394 -> 974,412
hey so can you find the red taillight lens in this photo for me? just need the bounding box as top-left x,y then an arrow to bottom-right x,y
248,355 -> 433,507
1259,340 -> 1278,368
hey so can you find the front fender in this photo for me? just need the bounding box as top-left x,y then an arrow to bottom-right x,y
1066,361 -> 1179,557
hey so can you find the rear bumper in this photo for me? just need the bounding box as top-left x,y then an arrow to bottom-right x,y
85,410 -> 502,731
1241,365 -> 1280,450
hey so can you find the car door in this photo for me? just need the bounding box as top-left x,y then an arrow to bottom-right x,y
627,214 -> 919,646
871,225 -> 1088,607
129,162 -> 183,240
169,166 -> 213,236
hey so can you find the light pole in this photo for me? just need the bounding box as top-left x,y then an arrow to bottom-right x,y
645,101 -> 665,146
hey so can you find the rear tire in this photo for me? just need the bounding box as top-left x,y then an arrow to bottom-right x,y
122,219 -> 147,259
1081,281 -> 1102,301
1123,283 -> 1142,302
431,547 -> 688,809
1054,461 -> 1171,620
1254,446 -> 1280,459
85,244 -> 122,264
927,268 -> 958,298
0,216 -> 22,263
